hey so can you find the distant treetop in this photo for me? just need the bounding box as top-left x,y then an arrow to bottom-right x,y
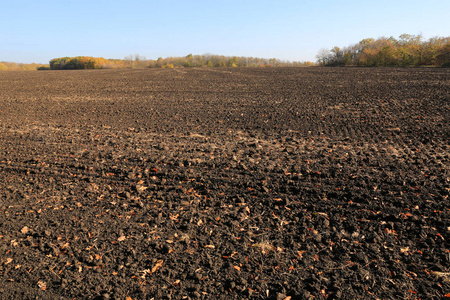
46,54 -> 315,70
49,56 -> 112,70
317,34 -> 450,67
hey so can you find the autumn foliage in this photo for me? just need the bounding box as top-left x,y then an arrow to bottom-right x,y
49,56 -> 115,70
1,54 -> 313,71
145,54 -> 314,68
47,54 -> 313,70
317,34 -> 450,67
0,62 -> 49,71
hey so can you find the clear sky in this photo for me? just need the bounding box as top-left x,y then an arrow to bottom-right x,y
1,0 -> 449,64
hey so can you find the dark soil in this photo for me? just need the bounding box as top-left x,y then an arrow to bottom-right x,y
0,67 -> 449,299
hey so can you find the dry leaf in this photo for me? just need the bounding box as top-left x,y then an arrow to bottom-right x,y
400,247 -> 409,253
252,242 -> 275,253
37,280 -> 47,290
140,269 -> 151,278
118,236 -> 126,242
21,226 -> 29,234
384,228 -> 397,235
5,258 -> 13,265
152,259 -> 164,273
234,265 -> 241,272
60,242 -> 70,249
136,185 -> 147,193
204,244 -> 215,249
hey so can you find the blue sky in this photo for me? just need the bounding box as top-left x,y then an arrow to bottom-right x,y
1,0 -> 449,63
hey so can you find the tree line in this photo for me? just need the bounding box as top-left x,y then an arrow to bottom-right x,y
145,54 -> 314,68
0,62 -> 49,71
317,34 -> 450,67
45,54 -> 313,70
3,35 -> 449,71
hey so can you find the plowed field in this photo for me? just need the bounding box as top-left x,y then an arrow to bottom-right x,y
0,67 -> 449,299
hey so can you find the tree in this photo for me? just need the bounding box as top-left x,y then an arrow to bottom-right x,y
316,48 -> 330,66
316,34 -> 450,67
436,40 -> 450,67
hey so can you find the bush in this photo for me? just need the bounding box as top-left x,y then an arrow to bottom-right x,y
49,56 -> 110,70
37,66 -> 50,70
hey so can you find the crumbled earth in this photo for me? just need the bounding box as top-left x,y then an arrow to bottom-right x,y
0,67 -> 449,299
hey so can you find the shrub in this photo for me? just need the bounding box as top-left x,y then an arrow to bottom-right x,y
49,56 -> 110,70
